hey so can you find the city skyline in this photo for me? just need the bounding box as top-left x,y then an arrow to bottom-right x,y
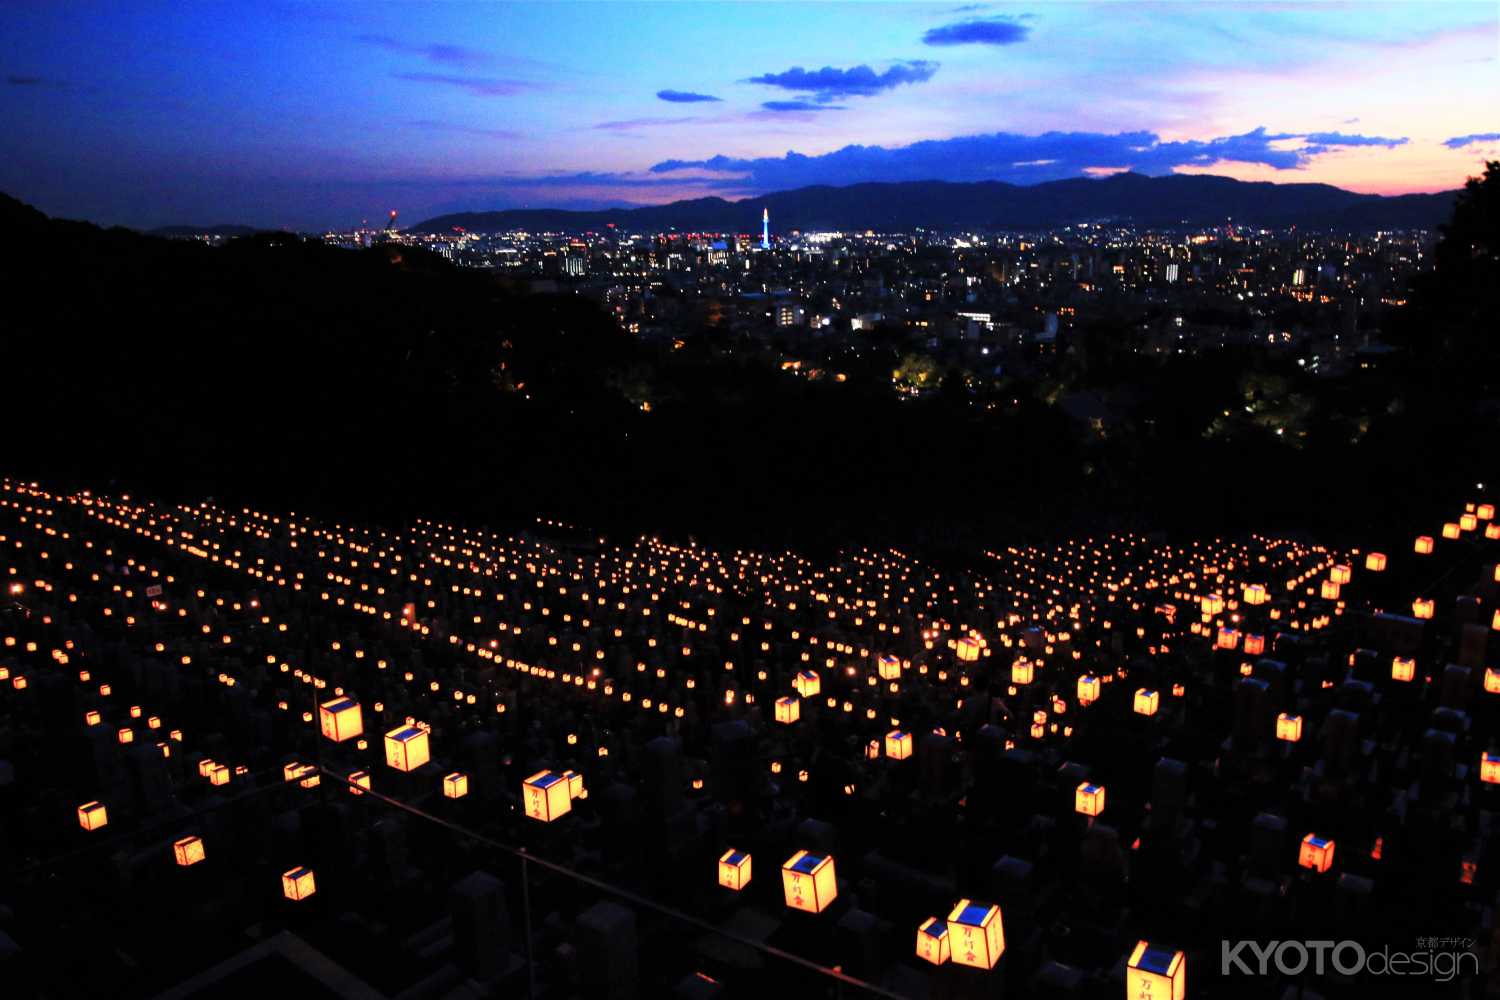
3,1 -> 1497,229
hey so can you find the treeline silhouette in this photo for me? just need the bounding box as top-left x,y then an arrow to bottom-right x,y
2,172 -> 1496,553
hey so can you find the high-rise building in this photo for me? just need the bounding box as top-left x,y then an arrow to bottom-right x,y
1165,263 -> 1180,283
761,208 -> 770,251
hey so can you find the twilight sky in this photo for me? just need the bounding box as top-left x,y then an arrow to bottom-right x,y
3,1 -> 1497,230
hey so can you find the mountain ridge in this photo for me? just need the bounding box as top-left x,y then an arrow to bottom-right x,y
408,172 -> 1457,235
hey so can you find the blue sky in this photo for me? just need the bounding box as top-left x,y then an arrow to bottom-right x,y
2,1 -> 1497,228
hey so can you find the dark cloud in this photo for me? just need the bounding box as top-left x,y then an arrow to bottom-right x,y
923,18 -> 1030,46
357,35 -> 490,66
1299,131 -> 1407,150
595,116 -> 701,131
760,100 -> 845,113
1444,132 -> 1500,148
656,89 -> 721,103
647,127 -> 1394,190
746,61 -> 938,102
392,73 -> 535,96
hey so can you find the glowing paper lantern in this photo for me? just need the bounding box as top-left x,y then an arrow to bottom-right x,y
1011,660 -> 1034,684
281,866 -> 316,900
1298,834 -> 1335,873
781,850 -> 837,913
1414,536 -> 1434,554
174,835 -> 206,866
1365,552 -> 1386,572
1392,657 -> 1415,682
916,917 -> 950,965
1482,752 -> 1500,785
1276,713 -> 1302,742
1134,688 -> 1160,716
775,696 -> 800,724
946,899 -> 1005,969
443,772 -> 469,798
877,654 -> 901,680
1243,584 -> 1267,605
1075,782 -> 1106,817
383,724 -> 430,771
793,670 -> 821,697
718,848 -> 751,890
1126,941 -> 1186,1000
522,770 -> 571,822
1412,599 -> 1433,620
1077,674 -> 1101,705
885,729 -> 913,760
955,636 -> 982,662
78,801 -> 108,831
1330,564 -> 1352,584
318,696 -> 363,742
1485,668 -> 1500,694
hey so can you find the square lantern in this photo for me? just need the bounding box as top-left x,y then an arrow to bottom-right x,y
1481,752 -> 1500,785
1330,564 -> 1352,584
1443,522 -> 1461,540
522,770 -> 572,822
916,917 -> 950,965
1011,660 -> 1034,684
1244,634 -> 1265,656
1276,713 -> 1302,742
793,671 -> 821,698
885,729 -> 913,760
348,770 -> 371,795
1216,628 -> 1239,650
84,710 -> 101,726
282,866 -> 316,900
208,763 -> 230,786
443,772 -> 469,798
384,724 -> 430,771
1127,941 -> 1186,1000
318,696 -> 363,742
1134,688 -> 1160,716
562,768 -> 586,799
1392,657 -> 1416,682
174,835 -> 206,866
1320,581 -> 1340,600
1490,524 -> 1500,540
718,848 -> 751,890
1243,584 -> 1268,605
78,801 -> 108,831
781,850 -> 837,913
1413,596 -> 1434,617
1075,782 -> 1106,817
947,899 -> 1005,969
878,654 -> 901,680
775,696 -> 800,725
1365,552 -> 1386,572
118,727 -> 134,744
1485,668 -> 1500,694
1480,503 -> 1496,520
1299,834 -> 1335,873
1415,535 -> 1434,554
1078,675 -> 1101,705
955,636 -> 982,662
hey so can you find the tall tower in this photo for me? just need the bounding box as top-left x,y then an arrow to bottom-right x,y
762,207 -> 770,250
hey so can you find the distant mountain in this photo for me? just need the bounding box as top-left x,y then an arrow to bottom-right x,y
148,224 -> 264,238
408,173 -> 1458,235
